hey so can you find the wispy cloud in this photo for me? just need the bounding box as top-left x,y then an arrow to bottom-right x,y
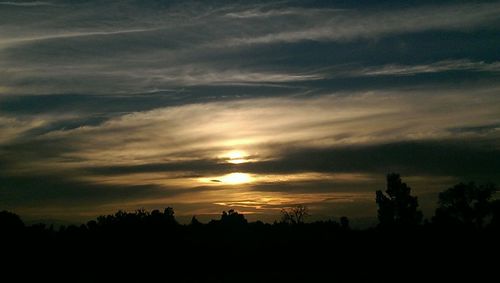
114,66 -> 324,86
0,1 -> 54,6
1,1 -> 499,95
356,60 -> 500,77
0,28 -> 162,48
224,7 -> 345,19
223,3 -> 500,45
5,87 -> 499,175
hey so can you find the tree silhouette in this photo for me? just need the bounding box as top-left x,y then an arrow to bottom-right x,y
491,200 -> 500,229
280,205 -> 309,225
376,173 -> 422,228
433,182 -> 497,228
89,207 -> 178,233
220,209 -> 247,226
190,216 -> 202,226
340,216 -> 350,230
0,210 -> 24,234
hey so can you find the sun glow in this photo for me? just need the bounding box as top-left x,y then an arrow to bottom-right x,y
219,173 -> 253,184
225,150 -> 249,164
199,172 -> 254,185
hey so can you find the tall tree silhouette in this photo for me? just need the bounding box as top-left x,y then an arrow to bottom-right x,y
433,182 -> 497,228
376,173 -> 422,228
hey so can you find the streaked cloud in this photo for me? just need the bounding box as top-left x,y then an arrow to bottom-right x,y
0,115 -> 51,144
110,66 -> 324,86
224,7 -> 346,19
1,88 -> 498,217
1,1 -> 499,95
223,3 -> 500,45
0,28 -> 162,47
0,1 -> 54,6
356,60 -> 500,77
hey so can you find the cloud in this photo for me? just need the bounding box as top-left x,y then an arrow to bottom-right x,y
224,7 -> 346,19
0,1 -> 54,6
2,87 -> 499,182
222,3 -> 500,46
80,139 -> 500,190
108,66 -> 324,86
0,170 -> 196,223
354,60 -> 500,77
0,28 -> 162,47
0,64 -> 320,95
1,1 -> 499,95
0,115 -> 52,145
247,141 -> 500,178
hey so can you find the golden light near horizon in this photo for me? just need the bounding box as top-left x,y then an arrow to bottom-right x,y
199,172 -> 254,185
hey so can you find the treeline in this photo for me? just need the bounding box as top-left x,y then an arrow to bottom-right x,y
1,173 -> 499,282
376,173 -> 499,229
2,173 -> 499,234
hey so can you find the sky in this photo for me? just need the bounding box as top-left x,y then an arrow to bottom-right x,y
1,0 -> 499,224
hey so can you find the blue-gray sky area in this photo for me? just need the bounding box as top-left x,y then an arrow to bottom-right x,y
1,0 -> 499,224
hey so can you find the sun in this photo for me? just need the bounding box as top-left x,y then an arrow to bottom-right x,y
219,173 -> 253,184
225,150 -> 248,164
227,151 -> 245,159
198,172 -> 254,185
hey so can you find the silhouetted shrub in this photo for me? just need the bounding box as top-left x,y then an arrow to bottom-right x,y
0,210 -> 24,235
220,209 -> 248,226
340,216 -> 350,230
433,182 -> 497,228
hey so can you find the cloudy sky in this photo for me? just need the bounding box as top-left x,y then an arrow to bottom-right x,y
1,0 -> 499,224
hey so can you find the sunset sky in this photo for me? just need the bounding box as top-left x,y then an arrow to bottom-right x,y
1,0 -> 499,224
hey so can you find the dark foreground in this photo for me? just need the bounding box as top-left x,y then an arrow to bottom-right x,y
2,175 -> 499,282
2,213 -> 499,283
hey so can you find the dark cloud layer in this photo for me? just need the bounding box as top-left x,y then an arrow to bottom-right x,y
83,140 -> 500,182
